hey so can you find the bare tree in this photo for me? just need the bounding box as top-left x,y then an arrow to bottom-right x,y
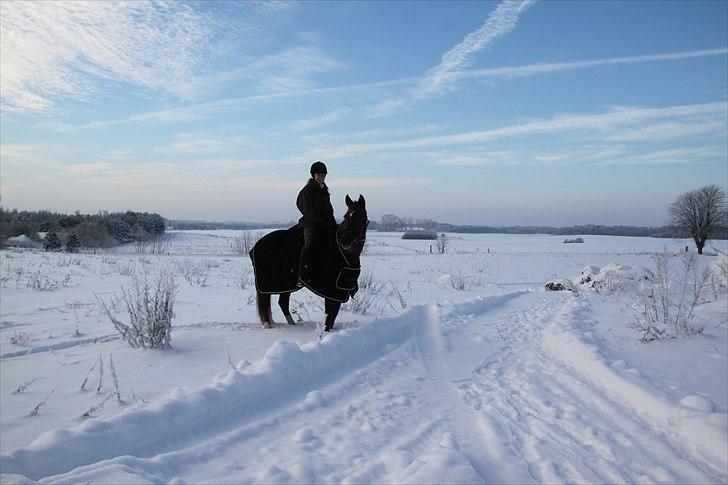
668,184 -> 727,254
435,233 -> 449,254
231,230 -> 259,255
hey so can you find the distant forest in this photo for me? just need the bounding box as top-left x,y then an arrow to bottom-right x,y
2,209 -> 726,250
172,213 -> 727,239
1,208 -> 166,249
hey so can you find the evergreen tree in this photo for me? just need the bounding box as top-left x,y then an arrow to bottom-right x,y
43,231 -> 61,251
66,234 -> 80,252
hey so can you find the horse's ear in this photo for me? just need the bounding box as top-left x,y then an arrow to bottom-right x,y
345,194 -> 354,207
358,194 -> 366,209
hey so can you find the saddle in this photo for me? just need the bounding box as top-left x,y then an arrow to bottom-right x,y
250,226 -> 360,302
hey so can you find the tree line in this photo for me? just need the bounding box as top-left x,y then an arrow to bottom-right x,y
370,214 -> 726,239
0,208 -> 166,250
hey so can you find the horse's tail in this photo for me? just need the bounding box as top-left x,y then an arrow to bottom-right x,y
256,291 -> 273,328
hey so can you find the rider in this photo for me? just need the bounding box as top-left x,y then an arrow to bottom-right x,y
297,161 -> 337,285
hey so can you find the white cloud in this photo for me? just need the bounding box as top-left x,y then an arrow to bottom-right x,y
335,177 -> 432,188
593,146 -> 725,165
605,119 -> 727,141
367,0 -> 535,117
0,1 -> 298,113
462,47 -> 728,81
314,101 -> 728,158
430,147 -> 624,166
53,46 -> 727,131
154,133 -> 255,155
290,109 -> 352,132
1,1 -> 211,112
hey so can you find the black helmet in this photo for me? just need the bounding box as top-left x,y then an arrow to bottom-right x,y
310,161 -> 327,176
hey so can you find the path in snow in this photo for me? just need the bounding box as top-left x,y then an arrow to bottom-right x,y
1,291 -> 725,484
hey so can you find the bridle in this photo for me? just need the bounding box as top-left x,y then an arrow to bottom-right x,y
340,208 -> 368,248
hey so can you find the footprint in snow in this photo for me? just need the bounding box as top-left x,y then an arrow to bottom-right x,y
294,427 -> 316,444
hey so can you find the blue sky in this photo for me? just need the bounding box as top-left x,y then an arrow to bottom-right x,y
1,0 -> 726,226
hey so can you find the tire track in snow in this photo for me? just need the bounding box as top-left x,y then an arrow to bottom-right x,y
466,296 -> 725,484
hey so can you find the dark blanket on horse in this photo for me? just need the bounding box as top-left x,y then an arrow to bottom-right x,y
250,226 -> 360,303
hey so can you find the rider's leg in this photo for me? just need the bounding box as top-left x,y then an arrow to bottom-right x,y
299,227 -> 317,282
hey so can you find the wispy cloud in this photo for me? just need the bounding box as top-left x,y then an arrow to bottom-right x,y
50,46 -> 727,131
300,123 -> 447,145
153,132 -> 255,155
335,177 -> 432,188
366,0 -> 535,117
462,47 -> 728,81
431,147 -> 624,166
605,119 -> 727,141
291,109 -> 352,132
1,2 -> 211,112
312,101 -> 727,158
594,146 -> 725,165
0,1 -> 296,113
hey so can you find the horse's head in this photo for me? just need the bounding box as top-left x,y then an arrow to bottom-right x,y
339,194 -> 368,250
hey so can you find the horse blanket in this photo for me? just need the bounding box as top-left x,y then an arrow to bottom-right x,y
250,226 -> 360,303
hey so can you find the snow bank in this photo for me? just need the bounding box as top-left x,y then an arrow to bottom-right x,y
589,263 -> 653,292
0,306 -> 429,481
544,264 -> 653,294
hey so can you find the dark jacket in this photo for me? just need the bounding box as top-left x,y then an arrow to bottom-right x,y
297,179 -> 336,228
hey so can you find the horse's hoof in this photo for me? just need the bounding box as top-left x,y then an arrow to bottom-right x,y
285,315 -> 296,325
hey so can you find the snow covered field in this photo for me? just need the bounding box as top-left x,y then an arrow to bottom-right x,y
1,230 -> 726,483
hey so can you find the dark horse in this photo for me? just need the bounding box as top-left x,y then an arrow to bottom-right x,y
250,195 -> 368,332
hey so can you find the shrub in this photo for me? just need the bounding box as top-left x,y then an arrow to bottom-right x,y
174,259 -> 209,286
563,237 -> 585,243
630,252 -> 710,342
98,270 -> 177,349
231,231 -> 259,255
435,233 -> 449,254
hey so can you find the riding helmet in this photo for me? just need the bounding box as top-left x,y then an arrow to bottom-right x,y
310,161 -> 328,176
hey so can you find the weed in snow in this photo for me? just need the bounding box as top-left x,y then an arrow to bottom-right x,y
80,360 -> 97,390
13,377 -> 45,394
174,259 -> 209,287
82,392 -> 114,417
29,391 -> 53,416
10,331 -> 33,345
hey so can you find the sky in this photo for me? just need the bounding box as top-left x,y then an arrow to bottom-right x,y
1,0 -> 726,226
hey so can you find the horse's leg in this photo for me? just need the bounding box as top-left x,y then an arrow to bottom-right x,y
278,293 -> 296,325
256,291 -> 274,328
324,299 -> 341,331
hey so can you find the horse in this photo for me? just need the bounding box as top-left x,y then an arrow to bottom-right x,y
250,194 -> 368,332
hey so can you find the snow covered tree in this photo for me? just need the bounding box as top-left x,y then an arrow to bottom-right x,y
43,231 -> 61,251
436,233 -> 449,254
106,217 -> 131,242
65,234 -> 80,252
669,185 -> 727,254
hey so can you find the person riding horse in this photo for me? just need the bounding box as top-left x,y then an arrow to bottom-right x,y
297,161 -> 336,286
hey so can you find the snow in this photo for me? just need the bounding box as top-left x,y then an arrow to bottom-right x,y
1,231 -> 726,483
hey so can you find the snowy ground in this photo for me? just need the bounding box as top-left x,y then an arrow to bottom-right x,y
1,231 -> 726,483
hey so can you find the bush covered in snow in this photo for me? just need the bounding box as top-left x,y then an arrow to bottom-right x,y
709,251 -> 728,295
563,237 -> 585,243
590,263 -> 654,294
98,269 -> 177,349
630,252 -> 711,342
